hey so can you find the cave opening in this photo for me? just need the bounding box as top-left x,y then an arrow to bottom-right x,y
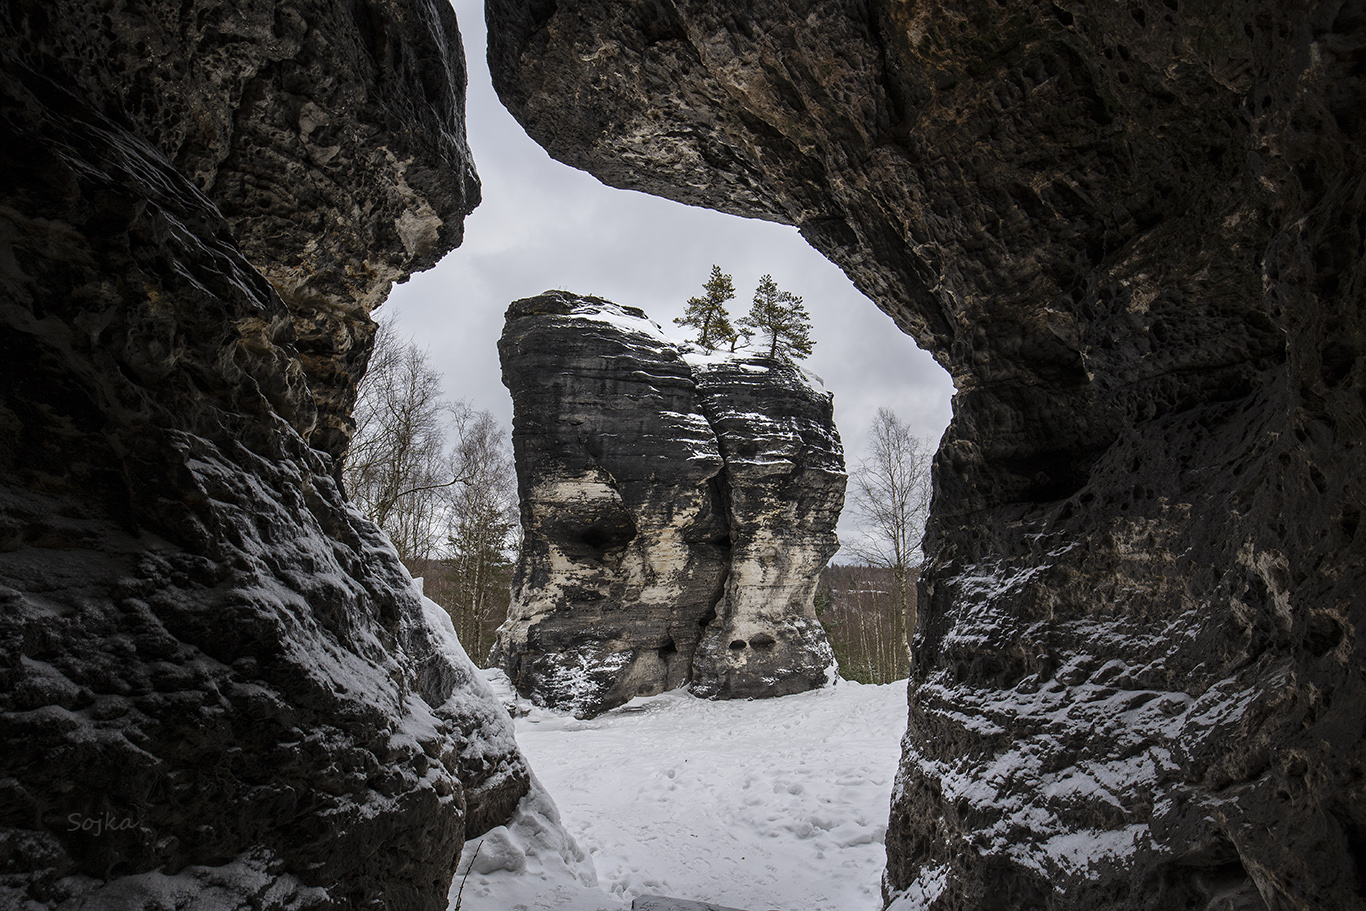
383,0 -> 954,562
7,0 -> 1362,907
361,2 -> 953,907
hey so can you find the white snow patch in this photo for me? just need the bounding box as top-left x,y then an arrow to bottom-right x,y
57,848 -> 329,910
680,343 -> 763,369
885,862 -> 949,910
568,300 -> 673,343
682,346 -> 828,390
453,675 -> 909,911
452,774 -> 611,911
1036,824 -> 1148,878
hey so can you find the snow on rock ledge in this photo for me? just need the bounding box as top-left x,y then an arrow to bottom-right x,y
493,292 -> 843,717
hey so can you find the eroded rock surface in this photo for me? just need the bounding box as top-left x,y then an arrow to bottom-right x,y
487,2 -> 1365,909
686,352 -> 845,700
494,293 -> 841,717
0,2 -> 526,909
4,0 -> 479,463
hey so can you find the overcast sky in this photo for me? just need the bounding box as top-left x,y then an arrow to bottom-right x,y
383,0 -> 955,553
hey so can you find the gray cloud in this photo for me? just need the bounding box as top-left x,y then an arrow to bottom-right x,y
384,0 -> 955,556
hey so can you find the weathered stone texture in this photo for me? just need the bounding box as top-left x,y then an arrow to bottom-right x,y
487,2 -> 1365,909
494,293 -> 841,717
0,2 -> 525,909
3,0 -> 479,461
687,355 -> 844,700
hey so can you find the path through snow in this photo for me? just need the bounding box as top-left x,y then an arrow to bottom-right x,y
451,673 -> 909,911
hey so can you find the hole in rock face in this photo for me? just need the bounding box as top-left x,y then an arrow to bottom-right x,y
1341,505 -> 1361,541
1161,832 -> 1261,908
580,521 -> 631,551
352,2 -> 388,69
683,474 -> 733,549
1333,806 -> 1366,895
748,633 -> 777,650
660,638 -> 688,690
1321,341 -> 1355,388
565,511 -> 637,560
1304,611 -> 1344,657
728,639 -> 747,650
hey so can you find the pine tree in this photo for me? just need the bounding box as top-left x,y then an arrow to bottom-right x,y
674,265 -> 737,350
739,274 -> 814,360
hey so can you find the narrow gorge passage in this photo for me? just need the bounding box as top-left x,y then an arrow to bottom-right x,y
3,0 -> 1359,908
382,12 -> 953,900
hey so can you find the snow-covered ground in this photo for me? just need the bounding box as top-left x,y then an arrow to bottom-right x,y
451,673 -> 909,911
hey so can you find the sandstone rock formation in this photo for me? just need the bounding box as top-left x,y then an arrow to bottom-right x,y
487,3 -> 1365,910
686,350 -> 845,701
494,292 -> 842,717
0,2 -> 526,909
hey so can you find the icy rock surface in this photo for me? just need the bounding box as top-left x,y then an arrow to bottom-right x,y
486,3 -> 1366,910
0,2 -> 526,909
493,292 -> 843,717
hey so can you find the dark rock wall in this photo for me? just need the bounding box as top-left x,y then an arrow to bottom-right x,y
486,2 -> 1365,909
0,2 -> 526,909
3,0 -> 479,461
495,292 -> 842,717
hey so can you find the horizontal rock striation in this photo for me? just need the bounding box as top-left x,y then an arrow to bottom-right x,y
487,3 -> 1365,910
494,292 -> 842,717
687,353 -> 845,700
0,2 -> 525,909
3,0 -> 480,463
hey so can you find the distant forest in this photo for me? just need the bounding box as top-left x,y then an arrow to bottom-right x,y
412,556 -> 514,667
816,563 -> 919,684
419,559 -> 917,687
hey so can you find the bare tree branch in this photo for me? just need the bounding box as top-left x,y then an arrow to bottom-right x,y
848,407 -> 933,661
342,319 -> 520,664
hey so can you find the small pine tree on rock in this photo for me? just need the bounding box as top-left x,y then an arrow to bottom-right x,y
739,273 -> 814,361
674,265 -> 738,350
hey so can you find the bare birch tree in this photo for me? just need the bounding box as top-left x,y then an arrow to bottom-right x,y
849,408 -> 934,661
344,317 -> 473,563
343,317 -> 520,662
443,411 -> 518,661
815,563 -> 920,683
